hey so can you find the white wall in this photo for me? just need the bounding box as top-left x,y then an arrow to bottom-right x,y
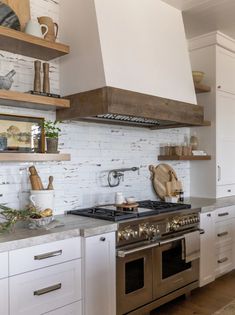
0,0 -> 191,214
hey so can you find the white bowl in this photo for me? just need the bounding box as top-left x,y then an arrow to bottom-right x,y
126,197 -> 136,204
28,216 -> 54,229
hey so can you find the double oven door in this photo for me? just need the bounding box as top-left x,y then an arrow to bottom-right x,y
116,237 -> 199,315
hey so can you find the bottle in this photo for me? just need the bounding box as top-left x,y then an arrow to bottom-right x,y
179,190 -> 184,203
190,132 -> 199,150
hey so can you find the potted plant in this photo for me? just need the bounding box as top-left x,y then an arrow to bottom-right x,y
43,120 -> 61,153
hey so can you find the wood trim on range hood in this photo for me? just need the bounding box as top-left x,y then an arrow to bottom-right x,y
56,86 -> 210,129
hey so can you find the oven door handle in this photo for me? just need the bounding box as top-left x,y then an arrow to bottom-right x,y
117,242 -> 160,258
159,235 -> 185,246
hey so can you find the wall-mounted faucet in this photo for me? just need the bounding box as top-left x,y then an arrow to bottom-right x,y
108,167 -> 140,187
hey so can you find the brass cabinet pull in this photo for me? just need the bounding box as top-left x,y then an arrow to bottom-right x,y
34,283 -> 62,296
34,250 -> 62,260
218,212 -> 229,217
217,231 -> 229,237
218,257 -> 228,264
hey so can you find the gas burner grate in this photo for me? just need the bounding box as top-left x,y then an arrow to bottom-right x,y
68,208 -> 138,222
138,200 -> 191,212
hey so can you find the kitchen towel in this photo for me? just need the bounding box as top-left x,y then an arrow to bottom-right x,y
182,230 -> 200,263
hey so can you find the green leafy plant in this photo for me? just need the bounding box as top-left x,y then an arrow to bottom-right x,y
43,120 -> 61,139
0,204 -> 39,233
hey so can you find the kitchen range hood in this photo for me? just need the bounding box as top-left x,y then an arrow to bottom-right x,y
57,86 -> 207,129
58,0 -> 208,129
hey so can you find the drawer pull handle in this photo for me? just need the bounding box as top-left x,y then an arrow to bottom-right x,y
217,231 -> 229,237
218,212 -> 229,217
34,283 -> 62,296
34,250 -> 62,260
100,237 -> 106,242
218,257 -> 228,264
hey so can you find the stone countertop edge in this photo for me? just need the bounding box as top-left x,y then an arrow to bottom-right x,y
185,196 -> 235,213
0,214 -> 118,253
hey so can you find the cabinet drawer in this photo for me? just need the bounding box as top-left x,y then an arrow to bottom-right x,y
10,260 -> 82,315
9,237 -> 81,275
43,301 -> 82,315
217,185 -> 235,198
214,206 -> 235,222
215,247 -> 233,277
0,278 -> 8,315
215,221 -> 233,248
0,252 -> 8,279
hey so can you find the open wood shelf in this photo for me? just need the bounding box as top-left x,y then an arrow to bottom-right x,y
0,153 -> 71,162
0,26 -> 69,61
158,155 -> 211,161
0,90 -> 70,110
195,83 -> 211,94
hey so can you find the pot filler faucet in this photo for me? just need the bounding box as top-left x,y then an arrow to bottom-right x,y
108,167 -> 140,187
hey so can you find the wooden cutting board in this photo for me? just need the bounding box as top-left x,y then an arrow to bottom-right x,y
149,164 -> 179,200
1,0 -> 30,31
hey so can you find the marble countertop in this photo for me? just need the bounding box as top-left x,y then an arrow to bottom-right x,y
184,196 -> 235,213
0,214 -> 117,253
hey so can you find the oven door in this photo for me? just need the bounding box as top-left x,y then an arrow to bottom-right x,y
153,237 -> 199,299
116,244 -> 154,315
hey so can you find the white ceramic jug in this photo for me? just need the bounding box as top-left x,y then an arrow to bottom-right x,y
30,190 -> 54,211
25,19 -> 48,38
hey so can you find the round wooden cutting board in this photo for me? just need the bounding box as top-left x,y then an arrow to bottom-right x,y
149,163 -> 178,200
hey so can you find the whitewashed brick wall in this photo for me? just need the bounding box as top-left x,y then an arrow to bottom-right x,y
0,0 -> 190,214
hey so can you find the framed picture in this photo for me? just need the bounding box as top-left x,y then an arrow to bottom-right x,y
0,114 -> 45,153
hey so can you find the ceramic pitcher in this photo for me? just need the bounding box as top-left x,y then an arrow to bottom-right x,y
25,19 -> 48,38
38,16 -> 58,42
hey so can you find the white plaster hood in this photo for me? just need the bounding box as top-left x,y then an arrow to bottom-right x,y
58,0 -> 200,128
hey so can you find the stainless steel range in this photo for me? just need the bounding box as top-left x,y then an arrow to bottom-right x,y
69,200 -> 202,315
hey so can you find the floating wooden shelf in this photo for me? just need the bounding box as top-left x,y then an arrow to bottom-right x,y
158,155 -> 211,161
195,84 -> 211,94
0,26 -> 69,60
0,153 -> 71,162
0,90 -> 70,111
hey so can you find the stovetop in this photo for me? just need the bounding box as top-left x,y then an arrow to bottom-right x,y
68,200 -> 191,222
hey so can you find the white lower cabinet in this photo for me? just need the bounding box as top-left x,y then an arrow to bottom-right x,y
199,212 -> 216,287
0,278 -> 9,315
43,301 -> 82,315
215,246 -> 233,276
83,232 -> 116,315
10,260 -> 81,315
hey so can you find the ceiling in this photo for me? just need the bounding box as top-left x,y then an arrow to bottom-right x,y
162,0 -> 235,39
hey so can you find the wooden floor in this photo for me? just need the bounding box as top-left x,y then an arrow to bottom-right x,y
151,271 -> 235,315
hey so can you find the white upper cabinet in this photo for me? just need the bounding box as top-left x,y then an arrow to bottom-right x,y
189,31 -> 235,198
217,47 -> 235,95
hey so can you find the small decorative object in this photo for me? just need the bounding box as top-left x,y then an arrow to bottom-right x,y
0,136 -> 7,151
38,16 -> 58,42
0,1 -> 20,30
0,114 -> 45,153
27,90 -> 61,98
24,19 -> 48,38
190,132 -> 199,150
43,62 -> 50,94
192,71 -> 205,84
34,60 -> 41,93
0,69 -> 16,90
43,120 -> 61,153
47,176 -> 54,190
29,166 -> 44,190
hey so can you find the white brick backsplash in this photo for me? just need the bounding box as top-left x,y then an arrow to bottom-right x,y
0,0 -> 190,214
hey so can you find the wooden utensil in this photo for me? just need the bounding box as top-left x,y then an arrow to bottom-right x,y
166,171 -> 183,196
2,0 -> 30,31
29,166 -> 44,190
47,176 -> 54,190
149,164 -> 178,200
